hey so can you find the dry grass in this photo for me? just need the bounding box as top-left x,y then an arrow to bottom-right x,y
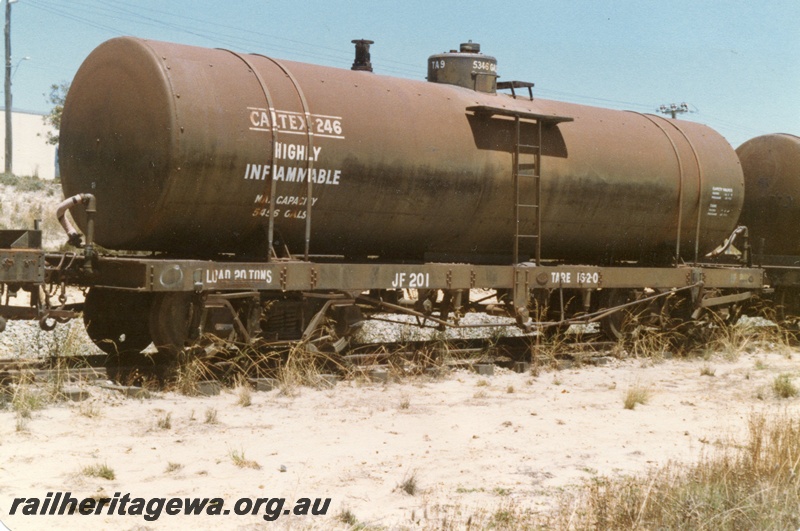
166,336 -> 352,398
395,470 -> 419,496
335,507 -> 359,527
546,413 -> 800,530
277,342 -> 345,393
81,462 -> 115,480
235,382 -> 252,407
170,338 -> 280,395
204,407 -> 218,424
412,413 -> 800,530
417,499 -> 538,530
623,383 -> 651,410
10,382 -> 47,418
608,312 -> 795,364
14,414 -> 29,432
772,373 -> 798,399
156,411 -> 172,430
530,331 -> 567,372
6,335 -> 102,429
624,328 -> 675,360
174,354 -> 216,396
703,317 -> 756,360
164,462 -> 183,474
229,448 -> 261,470
9,373 -> 48,431
77,401 -> 101,418
700,364 -> 716,377
398,395 -> 411,410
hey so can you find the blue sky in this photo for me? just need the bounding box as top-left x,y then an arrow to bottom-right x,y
9,0 -> 799,147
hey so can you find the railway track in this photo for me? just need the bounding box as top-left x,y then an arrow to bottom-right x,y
0,354 -> 108,385
0,334 -> 619,389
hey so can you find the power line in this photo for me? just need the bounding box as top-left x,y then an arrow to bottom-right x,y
22,0 -> 776,146
27,0 -> 422,77
534,87 -> 657,113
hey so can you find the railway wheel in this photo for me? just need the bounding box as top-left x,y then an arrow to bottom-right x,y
659,291 -> 720,349
776,288 -> 800,330
83,288 -> 154,383
84,288 -> 153,355
149,292 -> 197,354
599,289 -> 640,341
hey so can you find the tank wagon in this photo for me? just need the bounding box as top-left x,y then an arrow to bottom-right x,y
62,37 -> 744,266
737,134 -> 800,325
0,37 -> 770,375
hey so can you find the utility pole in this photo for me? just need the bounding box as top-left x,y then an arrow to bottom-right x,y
658,102 -> 689,119
4,0 -> 16,175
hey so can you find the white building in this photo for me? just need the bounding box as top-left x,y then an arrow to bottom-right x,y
0,108 -> 58,180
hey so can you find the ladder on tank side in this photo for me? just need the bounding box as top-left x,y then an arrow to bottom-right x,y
466,102 -> 573,265
512,116 -> 543,265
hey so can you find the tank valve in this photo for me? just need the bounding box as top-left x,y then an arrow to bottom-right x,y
351,39 -> 374,72
460,41 -> 480,53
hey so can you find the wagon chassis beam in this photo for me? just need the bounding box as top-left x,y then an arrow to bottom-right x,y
356,281 -> 742,334
531,283 -> 702,332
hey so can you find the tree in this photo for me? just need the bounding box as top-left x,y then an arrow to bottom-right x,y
42,81 -> 69,146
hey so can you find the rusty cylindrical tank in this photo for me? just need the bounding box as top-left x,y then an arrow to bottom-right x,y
737,134 -> 800,257
60,37 -> 744,264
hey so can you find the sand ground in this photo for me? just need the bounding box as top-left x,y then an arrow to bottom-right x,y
1,346 -> 799,530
